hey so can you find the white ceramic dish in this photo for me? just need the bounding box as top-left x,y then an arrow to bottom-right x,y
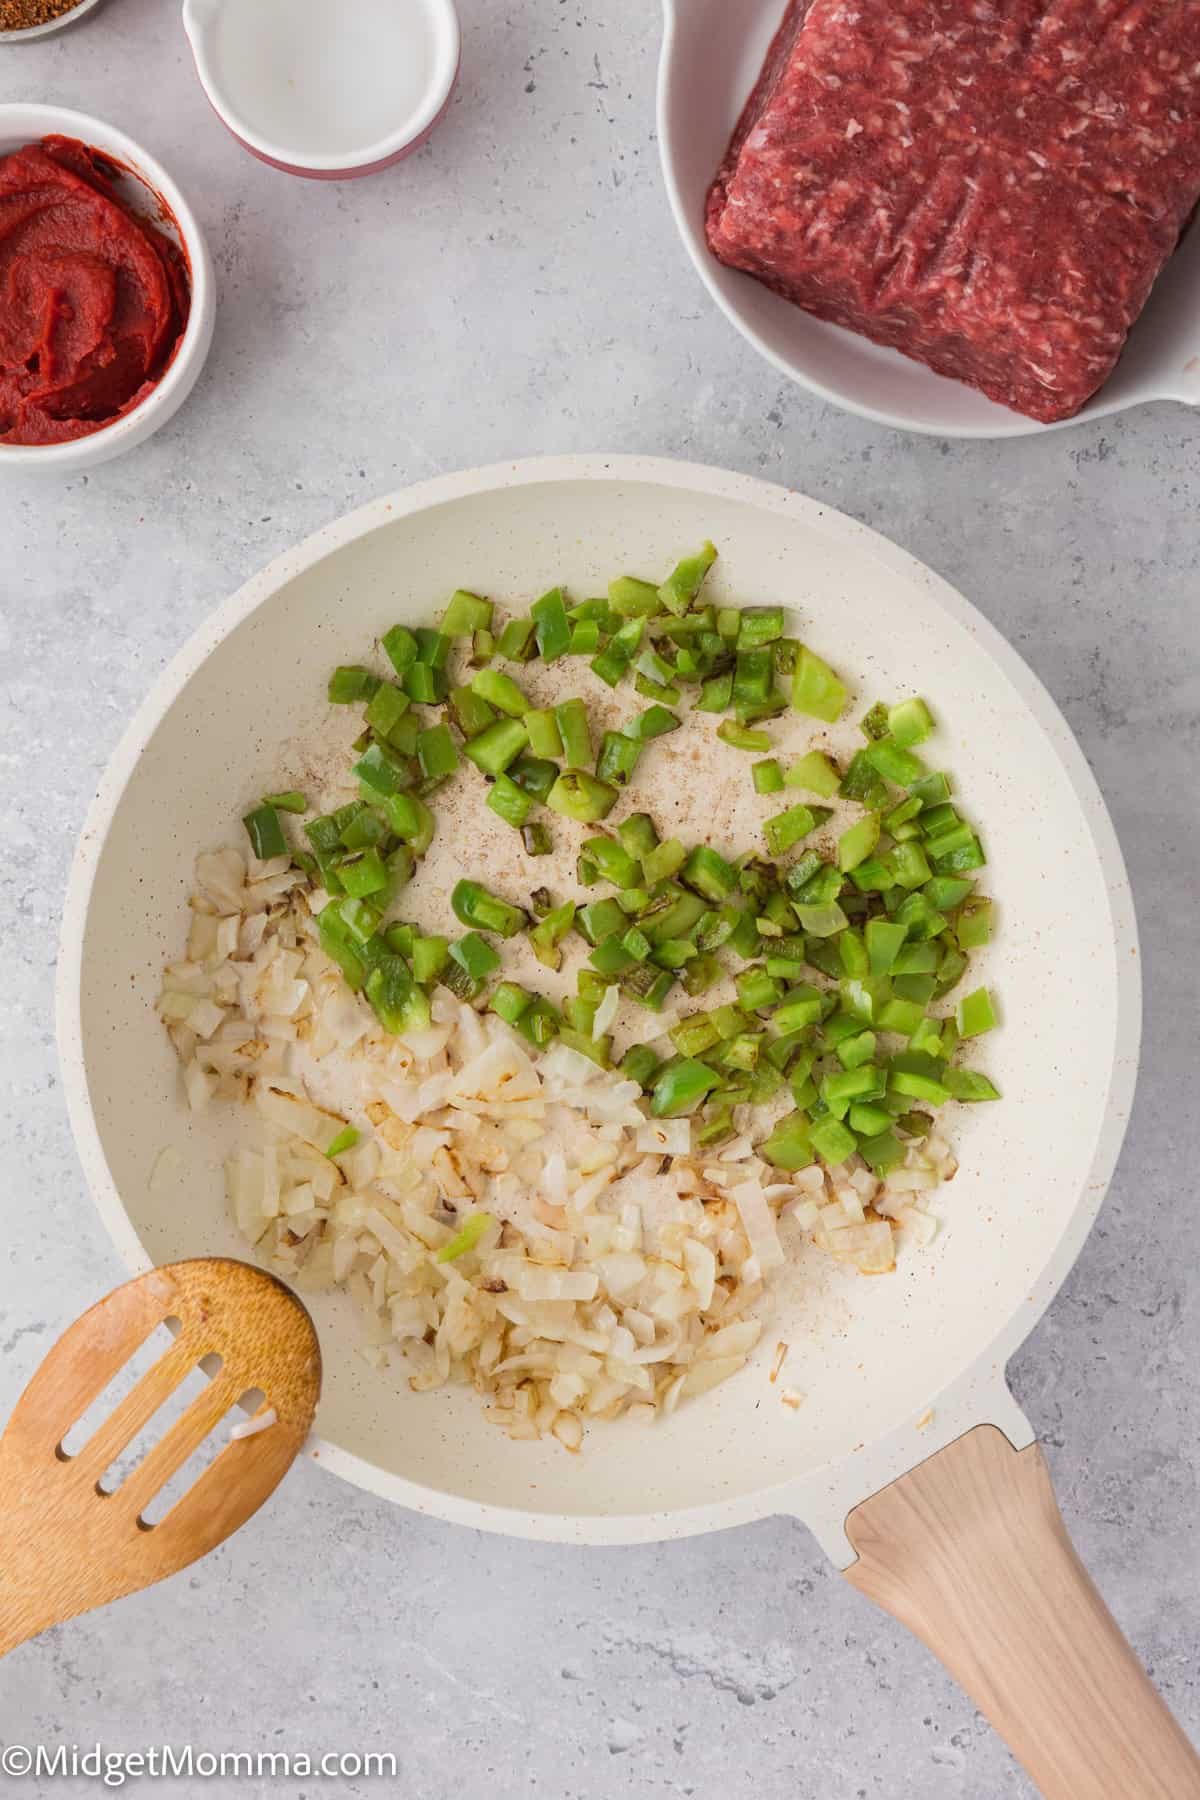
182,0 -> 461,180
658,0 -> 1200,438
64,453 -> 1193,1787
0,105 -> 215,474
0,0 -> 104,42
59,452 -> 1139,1560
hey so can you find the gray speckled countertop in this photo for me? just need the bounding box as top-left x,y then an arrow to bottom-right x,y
1,1 -> 1198,1795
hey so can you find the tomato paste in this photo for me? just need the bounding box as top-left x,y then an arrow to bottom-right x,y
0,136 -> 190,447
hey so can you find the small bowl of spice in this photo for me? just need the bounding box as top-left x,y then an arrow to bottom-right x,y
0,104 -> 215,472
0,0 -> 105,41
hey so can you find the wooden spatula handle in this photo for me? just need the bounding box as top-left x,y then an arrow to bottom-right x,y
844,1425 -> 1200,1799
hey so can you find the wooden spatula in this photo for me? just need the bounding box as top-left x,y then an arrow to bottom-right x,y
0,1257 -> 321,1657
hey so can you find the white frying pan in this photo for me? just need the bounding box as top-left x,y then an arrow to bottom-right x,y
57,457 -> 1198,1796
657,0 -> 1200,438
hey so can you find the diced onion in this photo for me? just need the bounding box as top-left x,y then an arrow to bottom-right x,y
230,1406 -> 277,1441
729,1179 -> 785,1272
161,832 -> 959,1455
592,984 -> 620,1040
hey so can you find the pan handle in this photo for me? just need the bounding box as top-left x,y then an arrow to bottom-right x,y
843,1424 -> 1200,1799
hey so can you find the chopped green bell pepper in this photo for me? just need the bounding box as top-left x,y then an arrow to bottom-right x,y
451,878 -> 527,937
791,646 -> 847,723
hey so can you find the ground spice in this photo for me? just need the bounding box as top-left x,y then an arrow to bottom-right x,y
0,0 -> 82,29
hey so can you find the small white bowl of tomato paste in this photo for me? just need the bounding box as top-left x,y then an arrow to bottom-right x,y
0,104 -> 215,472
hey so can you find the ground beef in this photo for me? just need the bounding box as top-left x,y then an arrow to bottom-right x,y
706,0 -> 1200,422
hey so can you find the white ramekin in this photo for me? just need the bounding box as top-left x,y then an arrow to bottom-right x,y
182,0 -> 460,181
0,104 -> 215,474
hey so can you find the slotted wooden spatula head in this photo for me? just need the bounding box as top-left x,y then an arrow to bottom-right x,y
0,1257 -> 321,1657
